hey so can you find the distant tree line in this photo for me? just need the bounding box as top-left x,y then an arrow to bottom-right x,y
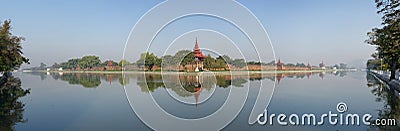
135,50 -> 250,71
135,50 -> 322,71
28,56 -> 127,70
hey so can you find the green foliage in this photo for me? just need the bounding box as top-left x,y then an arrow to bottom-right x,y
0,20 -> 29,73
295,63 -> 306,67
161,55 -> 174,66
367,59 -> 388,70
286,63 -> 295,67
203,54 -> 214,68
119,76 -> 129,86
118,59 -> 130,67
203,55 -> 227,69
39,62 -> 47,69
60,73 -> 101,88
0,76 -> 30,130
181,52 -> 194,67
231,59 -> 246,68
247,61 -> 262,65
60,58 -> 80,69
51,63 -> 60,68
78,56 -> 101,69
136,52 -> 161,71
222,55 -> 233,64
100,60 -> 118,67
375,0 -> 400,25
215,56 -> 227,68
367,0 -> 400,79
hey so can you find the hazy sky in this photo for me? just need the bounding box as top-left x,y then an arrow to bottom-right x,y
0,0 -> 380,68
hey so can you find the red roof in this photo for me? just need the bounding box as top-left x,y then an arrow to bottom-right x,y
193,37 -> 205,59
277,59 -> 282,66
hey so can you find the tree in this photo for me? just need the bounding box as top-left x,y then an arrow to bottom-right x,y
173,50 -> 192,66
231,59 -> 246,68
136,52 -> 160,71
61,58 -> 80,69
203,54 -> 214,69
286,63 -> 295,67
375,0 -> 400,25
216,56 -> 227,68
339,63 -> 347,69
222,55 -> 232,64
39,62 -> 46,70
51,63 -> 60,68
118,59 -> 130,67
367,59 -> 388,70
78,56 -> 100,69
100,60 -> 118,67
181,52 -> 194,67
0,20 -> 29,74
366,0 -> 400,80
161,55 -> 174,67
296,63 -> 306,67
366,26 -> 400,80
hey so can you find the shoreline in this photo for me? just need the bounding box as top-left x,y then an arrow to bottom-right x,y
20,69 -> 343,75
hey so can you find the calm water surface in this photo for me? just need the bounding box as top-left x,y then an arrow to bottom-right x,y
1,71 -> 399,130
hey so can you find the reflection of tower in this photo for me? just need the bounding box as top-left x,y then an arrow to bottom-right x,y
193,37 -> 205,72
108,75 -> 113,85
319,72 -> 325,79
194,75 -> 202,109
306,72 -> 311,79
276,73 -> 283,84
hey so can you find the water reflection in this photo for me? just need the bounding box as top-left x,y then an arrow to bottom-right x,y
366,73 -> 400,130
16,71 -> 361,130
25,71 -> 349,89
0,75 -> 30,130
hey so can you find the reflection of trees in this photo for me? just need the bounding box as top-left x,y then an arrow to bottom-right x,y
119,75 -> 129,86
26,72 -> 126,88
366,73 -> 400,130
136,73 -> 250,96
0,75 -> 30,130
137,74 -> 165,92
60,74 -> 101,88
25,72 -> 48,80
135,72 -> 348,95
25,71 -> 350,89
332,71 -> 347,77
179,75 -> 201,93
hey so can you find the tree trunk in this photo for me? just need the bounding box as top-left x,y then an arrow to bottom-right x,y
390,60 -> 397,80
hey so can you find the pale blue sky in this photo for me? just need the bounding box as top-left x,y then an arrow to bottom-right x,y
0,0 -> 380,68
